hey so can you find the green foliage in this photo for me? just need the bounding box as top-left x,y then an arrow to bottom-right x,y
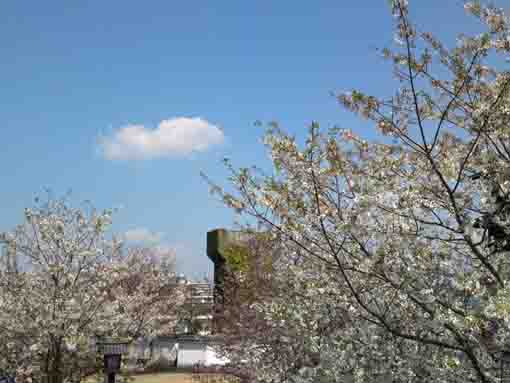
222,244 -> 250,272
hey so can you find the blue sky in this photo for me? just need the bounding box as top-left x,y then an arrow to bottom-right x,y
0,1 -> 488,278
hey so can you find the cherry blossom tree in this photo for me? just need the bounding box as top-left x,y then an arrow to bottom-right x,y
209,1 -> 510,382
0,198 -> 182,383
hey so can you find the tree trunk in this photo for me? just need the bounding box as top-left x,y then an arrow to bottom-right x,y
45,341 -> 63,383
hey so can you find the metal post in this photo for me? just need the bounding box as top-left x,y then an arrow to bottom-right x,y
95,340 -> 128,383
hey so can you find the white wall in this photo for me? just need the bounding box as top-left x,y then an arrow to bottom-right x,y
205,346 -> 228,366
177,342 -> 206,368
125,338 -> 227,369
176,341 -> 228,368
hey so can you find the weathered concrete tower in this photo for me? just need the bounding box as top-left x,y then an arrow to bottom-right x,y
206,228 -> 251,331
206,228 -> 229,307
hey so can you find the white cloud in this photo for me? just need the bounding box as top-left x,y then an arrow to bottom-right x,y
100,117 -> 224,160
124,228 -> 163,244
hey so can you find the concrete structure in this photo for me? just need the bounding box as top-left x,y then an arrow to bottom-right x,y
206,229 -> 252,327
206,227 -> 279,335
